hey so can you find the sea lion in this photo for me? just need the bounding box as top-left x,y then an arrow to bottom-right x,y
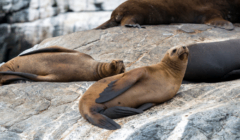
184,39 -> 240,82
0,46 -> 125,85
95,0 -> 240,30
79,46 -> 189,130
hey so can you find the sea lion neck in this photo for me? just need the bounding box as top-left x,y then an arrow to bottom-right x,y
159,59 -> 187,78
6,60 -> 15,72
96,62 -> 112,79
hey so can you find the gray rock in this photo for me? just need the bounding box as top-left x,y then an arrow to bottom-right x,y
0,23 -> 33,62
0,0 -> 30,13
18,44 -> 39,56
1,25 -> 240,139
1,0 -> 13,13
55,0 -> 69,13
68,0 -> 96,12
0,11 -> 111,63
101,0 -> 126,10
10,0 -> 30,12
68,0 -> 126,12
29,0 -> 52,9
0,62 -> 5,67
7,7 -> 59,23
0,0 -> 126,23
36,24 -> 240,70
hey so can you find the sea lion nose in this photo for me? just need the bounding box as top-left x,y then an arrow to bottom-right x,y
182,46 -> 186,49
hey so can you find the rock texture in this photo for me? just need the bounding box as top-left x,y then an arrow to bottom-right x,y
1,25 -> 240,140
0,0 -> 126,62
21,24 -> 240,70
1,0 -> 126,23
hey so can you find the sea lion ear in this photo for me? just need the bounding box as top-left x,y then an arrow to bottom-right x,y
110,60 -> 117,70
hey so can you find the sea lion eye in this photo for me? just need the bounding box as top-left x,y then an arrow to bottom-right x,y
171,49 -> 177,56
172,49 -> 177,53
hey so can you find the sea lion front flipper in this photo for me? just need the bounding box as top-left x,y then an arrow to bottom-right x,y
205,17 -> 234,30
0,71 -> 56,82
96,68 -> 147,103
103,106 -> 143,119
19,46 -> 77,56
0,75 -> 29,85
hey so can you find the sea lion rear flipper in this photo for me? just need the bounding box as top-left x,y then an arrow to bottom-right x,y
19,46 -> 77,56
96,68 -> 147,103
0,71 -> 56,81
85,113 -> 121,130
103,106 -> 143,119
0,75 -> 29,85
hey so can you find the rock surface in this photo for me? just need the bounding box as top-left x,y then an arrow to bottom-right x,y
21,24 -> 240,70
1,25 -> 240,140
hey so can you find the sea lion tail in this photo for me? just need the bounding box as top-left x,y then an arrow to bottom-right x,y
84,112 -> 121,130
95,19 -> 119,29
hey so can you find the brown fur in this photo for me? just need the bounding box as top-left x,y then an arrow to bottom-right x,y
96,0 -> 240,30
0,46 -> 125,85
79,46 -> 189,130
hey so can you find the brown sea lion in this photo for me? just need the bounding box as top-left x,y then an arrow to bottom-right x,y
95,0 -> 240,30
184,39 -> 240,82
79,46 -> 189,130
0,46 -> 125,85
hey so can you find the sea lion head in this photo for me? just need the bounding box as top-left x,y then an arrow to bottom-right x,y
110,60 -> 125,74
167,46 -> 189,62
162,46 -> 189,74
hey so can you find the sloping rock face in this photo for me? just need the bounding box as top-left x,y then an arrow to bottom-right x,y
1,25 -> 240,140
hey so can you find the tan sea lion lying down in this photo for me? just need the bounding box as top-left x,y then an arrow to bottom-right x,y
79,45 -> 189,130
0,46 -> 125,85
96,0 -> 240,30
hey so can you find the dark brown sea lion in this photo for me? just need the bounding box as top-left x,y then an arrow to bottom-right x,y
79,46 -> 189,130
184,39 -> 240,82
96,0 -> 240,30
0,46 -> 125,85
